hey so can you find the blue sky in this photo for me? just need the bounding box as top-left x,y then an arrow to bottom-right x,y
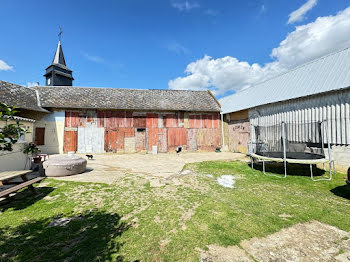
1,0 -> 350,98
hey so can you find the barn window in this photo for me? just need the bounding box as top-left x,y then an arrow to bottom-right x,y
35,127 -> 45,145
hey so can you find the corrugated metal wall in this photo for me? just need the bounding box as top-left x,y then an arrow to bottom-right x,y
249,89 -> 350,145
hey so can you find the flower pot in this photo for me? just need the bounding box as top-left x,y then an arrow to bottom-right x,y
33,156 -> 41,164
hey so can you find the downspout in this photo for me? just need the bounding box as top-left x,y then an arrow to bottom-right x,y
220,112 -> 225,149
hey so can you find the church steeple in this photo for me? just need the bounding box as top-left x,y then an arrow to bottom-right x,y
44,36 -> 74,86
52,41 -> 66,66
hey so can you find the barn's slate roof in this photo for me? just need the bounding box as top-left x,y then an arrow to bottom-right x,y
0,80 -> 48,112
221,47 -> 350,114
36,86 -> 221,112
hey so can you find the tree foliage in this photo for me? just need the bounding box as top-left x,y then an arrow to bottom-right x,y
0,103 -> 27,151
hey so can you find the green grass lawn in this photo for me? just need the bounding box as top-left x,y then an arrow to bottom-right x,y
0,161 -> 349,261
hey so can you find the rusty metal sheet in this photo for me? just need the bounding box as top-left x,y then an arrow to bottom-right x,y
167,128 -> 187,150
187,129 -> 198,150
64,131 -> 77,152
147,128 -> 167,152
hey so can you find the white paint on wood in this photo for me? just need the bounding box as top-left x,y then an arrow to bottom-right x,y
77,127 -> 104,153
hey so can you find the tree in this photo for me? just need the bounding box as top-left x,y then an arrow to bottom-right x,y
0,102 -> 27,151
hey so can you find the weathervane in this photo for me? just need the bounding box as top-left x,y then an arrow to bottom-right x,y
58,26 -> 63,41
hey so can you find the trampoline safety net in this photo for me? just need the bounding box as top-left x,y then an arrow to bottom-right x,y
249,121 -> 327,160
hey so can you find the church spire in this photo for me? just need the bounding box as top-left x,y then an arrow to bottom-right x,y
44,28 -> 74,86
52,41 -> 66,66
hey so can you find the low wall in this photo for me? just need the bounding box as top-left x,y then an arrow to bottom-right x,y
0,118 -> 34,171
330,146 -> 350,173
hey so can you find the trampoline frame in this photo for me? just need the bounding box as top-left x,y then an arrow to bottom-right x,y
249,121 -> 335,181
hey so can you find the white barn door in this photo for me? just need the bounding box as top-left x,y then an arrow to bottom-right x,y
77,127 -> 104,153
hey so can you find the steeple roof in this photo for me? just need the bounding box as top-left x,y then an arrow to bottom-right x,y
52,41 -> 66,66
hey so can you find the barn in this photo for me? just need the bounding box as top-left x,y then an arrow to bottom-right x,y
221,47 -> 350,172
0,41 -> 222,155
33,86 -> 222,154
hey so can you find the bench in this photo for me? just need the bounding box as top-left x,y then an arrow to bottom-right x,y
0,170 -> 45,199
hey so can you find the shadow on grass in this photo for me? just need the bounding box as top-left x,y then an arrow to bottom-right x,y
0,186 -> 55,211
0,210 -> 131,261
249,162 -> 325,177
330,185 -> 350,200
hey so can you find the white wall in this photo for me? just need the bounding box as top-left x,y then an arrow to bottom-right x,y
34,110 -> 65,154
0,119 -> 34,171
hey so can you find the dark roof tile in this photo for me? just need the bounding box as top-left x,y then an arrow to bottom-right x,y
0,81 -> 48,112
37,86 -> 220,112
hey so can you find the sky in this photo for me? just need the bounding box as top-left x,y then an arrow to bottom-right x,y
0,0 -> 350,99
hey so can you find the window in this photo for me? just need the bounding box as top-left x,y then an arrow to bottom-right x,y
35,127 -> 45,145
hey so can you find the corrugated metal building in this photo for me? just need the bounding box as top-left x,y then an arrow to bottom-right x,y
221,47 -> 350,171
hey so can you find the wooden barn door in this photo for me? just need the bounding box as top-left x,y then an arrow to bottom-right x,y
105,130 -> 125,153
187,129 -> 198,150
64,131 -> 77,152
148,128 -> 167,153
77,127 -> 104,153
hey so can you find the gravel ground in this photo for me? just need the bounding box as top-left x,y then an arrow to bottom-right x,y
51,152 -> 247,183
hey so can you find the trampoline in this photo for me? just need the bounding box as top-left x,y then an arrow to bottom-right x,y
248,121 -> 335,181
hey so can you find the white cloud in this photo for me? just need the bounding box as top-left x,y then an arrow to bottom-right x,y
82,52 -> 104,63
167,42 -> 190,55
0,59 -> 13,71
288,0 -> 317,24
260,5 -> 266,14
27,82 -> 39,88
171,1 -> 199,12
205,9 -> 219,16
168,6 -> 350,96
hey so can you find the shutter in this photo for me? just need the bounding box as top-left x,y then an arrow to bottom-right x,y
35,127 -> 45,145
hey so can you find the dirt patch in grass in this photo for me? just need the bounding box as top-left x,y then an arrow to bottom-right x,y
241,221 -> 350,261
200,221 -> 350,262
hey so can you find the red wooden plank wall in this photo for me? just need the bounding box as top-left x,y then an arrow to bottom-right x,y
64,110 -> 221,153
168,128 -> 187,150
64,131 -> 77,152
146,113 -> 158,128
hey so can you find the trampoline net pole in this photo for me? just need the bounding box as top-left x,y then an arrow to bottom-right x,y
250,118 -> 331,181
326,120 -> 333,179
282,122 -> 287,178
